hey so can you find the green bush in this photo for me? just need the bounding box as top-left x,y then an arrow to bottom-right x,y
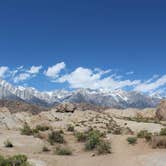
21,123 -> 50,136
48,131 -> 65,145
160,128 -> 166,136
35,125 -> 50,131
67,125 -> 74,132
0,154 -> 30,166
75,132 -> 87,142
137,130 -> 148,138
127,137 -> 137,145
85,130 -> 101,150
97,140 -> 111,154
20,123 -> 33,136
144,133 -> 152,142
137,130 -> 152,142
55,146 -> 72,155
87,129 -> 104,138
4,139 -> 13,148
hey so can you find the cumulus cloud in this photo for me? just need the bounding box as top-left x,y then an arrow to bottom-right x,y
10,65 -> 42,83
27,65 -> 42,74
13,73 -> 31,83
134,75 -> 166,93
0,66 -> 9,78
44,62 -> 66,78
2,63 -> 166,96
57,67 -> 140,90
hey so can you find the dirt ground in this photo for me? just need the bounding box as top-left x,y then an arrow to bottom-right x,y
0,129 -> 166,166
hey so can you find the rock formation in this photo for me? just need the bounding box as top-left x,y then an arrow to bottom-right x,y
156,100 -> 166,120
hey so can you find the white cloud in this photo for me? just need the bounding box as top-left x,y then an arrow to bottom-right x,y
126,71 -> 134,75
0,66 -> 9,78
44,62 -> 66,78
11,65 -> 42,83
134,75 -> 166,93
28,65 -> 42,74
13,73 -> 31,83
57,67 -> 140,90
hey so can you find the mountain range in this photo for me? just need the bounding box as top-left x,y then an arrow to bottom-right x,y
0,79 -> 162,109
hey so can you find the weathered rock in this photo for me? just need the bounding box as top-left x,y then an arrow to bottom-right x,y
55,103 -> 76,113
156,100 -> 166,120
151,136 -> 166,148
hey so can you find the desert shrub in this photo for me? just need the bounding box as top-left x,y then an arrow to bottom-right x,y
137,130 -> 152,141
48,131 -> 65,145
67,125 -> 74,132
42,146 -> 50,152
20,123 -> 33,136
4,139 -> 13,148
58,129 -> 64,134
0,154 -> 30,166
75,132 -> 87,142
55,146 -> 72,155
85,130 -> 101,150
87,129 -> 104,138
137,130 -> 148,138
21,123 -> 50,136
127,137 -> 137,145
107,129 -> 112,133
112,127 -> 122,135
97,140 -> 111,154
75,129 -> 104,143
35,125 -> 50,131
145,133 -> 152,142
160,128 -> 166,136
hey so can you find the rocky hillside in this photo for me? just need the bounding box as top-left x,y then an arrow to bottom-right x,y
156,100 -> 166,120
0,100 -> 48,114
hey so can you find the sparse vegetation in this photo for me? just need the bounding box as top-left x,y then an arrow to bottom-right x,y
145,133 -> 152,142
124,116 -> 158,124
48,130 -> 65,145
112,127 -> 122,135
55,146 -> 72,155
21,123 -> 50,136
42,145 -> 50,152
137,130 -> 148,138
4,139 -> 13,148
75,132 -> 87,142
75,129 -> 109,152
137,130 -> 152,142
35,125 -> 50,132
160,128 -> 166,136
0,154 -> 30,166
97,140 -> 111,154
67,125 -> 74,132
20,123 -> 33,136
127,137 -> 137,145
85,130 -> 101,150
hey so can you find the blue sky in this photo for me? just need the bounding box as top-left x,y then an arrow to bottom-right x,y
0,0 -> 166,94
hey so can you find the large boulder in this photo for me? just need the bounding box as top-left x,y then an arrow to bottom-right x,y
156,100 -> 166,120
55,103 -> 76,113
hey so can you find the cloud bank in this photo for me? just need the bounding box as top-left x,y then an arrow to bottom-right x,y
0,62 -> 166,96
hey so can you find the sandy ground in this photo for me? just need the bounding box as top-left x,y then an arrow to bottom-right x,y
0,129 -> 166,166
114,117 -> 163,133
0,107 -> 165,166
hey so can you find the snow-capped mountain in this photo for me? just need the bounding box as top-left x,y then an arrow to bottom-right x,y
0,79 -> 162,108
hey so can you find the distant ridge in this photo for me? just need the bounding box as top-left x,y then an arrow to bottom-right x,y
0,79 -> 161,109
